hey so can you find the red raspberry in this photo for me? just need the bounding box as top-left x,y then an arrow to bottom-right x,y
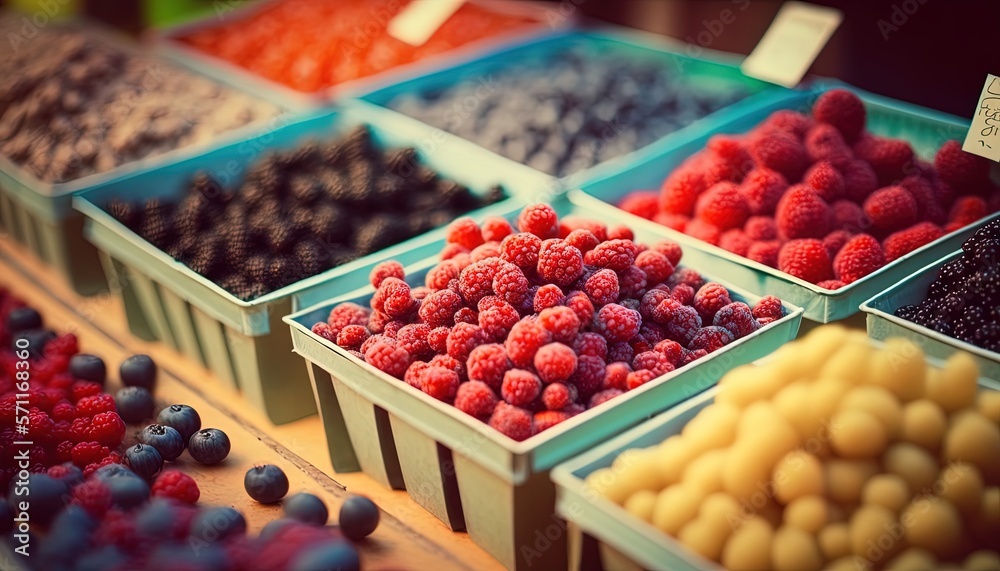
570,355 -> 606,397
365,339 -> 410,379
748,130 -> 809,182
899,175 -> 945,224
336,325 -> 370,349
639,289 -> 671,320
537,239 -> 584,287
863,186 -> 917,232
458,260 -> 500,306
466,343 -> 511,390
812,89 -> 866,142
564,228 -> 600,254
418,289 -> 462,327
747,241 -> 781,268
718,229 -> 752,257
478,303 -> 519,340
651,240 -> 683,267
626,370 -> 656,390
429,354 -> 465,379
88,412 -> 126,446
93,509 -> 138,549
572,332 -> 607,360
71,441 -> 109,467
654,339 -> 685,365
425,260 -> 460,291
823,229 -> 852,259
831,200 -> 871,233
534,410 -> 573,432
603,362 -> 632,391
533,343 -> 578,384
381,319 -> 406,339
595,304 -> 641,344
659,167 -> 706,216
854,136 -> 914,185
26,410 -> 54,443
619,191 -> 660,220
840,160 -> 879,202
427,327 -> 450,353
776,185 -> 831,240
70,381 -> 102,402
692,283 -> 732,323
446,217 -> 485,250
762,110 -> 814,139
805,123 -> 852,167
882,222 -> 944,262
833,234 -> 885,284
698,153 -> 738,187
632,351 -> 674,377
445,323 -> 489,362
608,342 -> 634,364
817,280 -> 846,290
369,261 -> 404,289
542,382 -> 577,410
670,283 -> 696,306
492,262 -> 530,307
441,243 -> 470,260
419,366 -> 460,401
152,470 -> 200,504
684,219 -> 722,246
618,265 -> 649,300
935,140 -> 990,191
559,216 -> 609,242
517,204 -> 558,238
499,233 -> 542,271
689,326 -> 735,352
470,242 -> 501,262
404,362 -> 430,389
44,333 -> 79,357
695,182 -> 750,231
752,296 -> 783,320
635,250 -> 675,285
396,324 -> 431,359
533,284 -> 565,312
454,381 -> 498,418
54,441 -> 74,463
482,216 -> 514,242
668,268 -> 705,292
803,161 -> 845,202
778,239 -> 834,284
744,216 -> 778,240
947,196 -> 988,230
707,134 -> 754,177
585,239 -> 637,272
565,291 -> 595,325
489,402 -> 533,441
713,302 -> 761,339
501,369 -> 542,406
359,334 -> 389,356
327,302 -> 370,336
505,319 -> 552,368
681,348 -> 709,366
739,168 -> 789,216
589,389 -> 625,408
583,269 -> 619,307
73,480 -> 112,517
635,322 -> 666,351
538,306 -> 581,344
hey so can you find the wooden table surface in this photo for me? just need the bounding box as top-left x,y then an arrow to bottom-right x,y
0,236 -> 504,571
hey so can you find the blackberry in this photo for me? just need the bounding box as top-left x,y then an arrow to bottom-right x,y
190,172 -> 225,204
894,304 -> 919,321
321,140 -> 347,166
353,213 -> 408,255
926,280 -> 950,300
223,224 -> 254,266
267,223 -> 301,253
139,198 -> 176,249
241,181 -> 270,208
434,179 -> 472,207
285,141 -> 321,171
935,292 -> 968,320
385,147 -> 418,176
926,319 -> 953,336
936,258 -> 970,285
244,255 -> 271,289
969,321 -> 1000,351
293,239 -> 328,277
413,165 -> 439,186
187,234 -> 224,280
346,160 -> 377,203
266,256 -> 295,290
374,174 -> 406,203
106,198 -> 138,228
971,266 -> 1000,300
289,176 -> 323,205
973,238 -> 1000,268
174,191 -> 214,238
243,159 -> 282,194
343,125 -> 375,162
484,184 -> 506,205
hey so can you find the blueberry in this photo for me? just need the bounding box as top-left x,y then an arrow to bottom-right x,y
339,495 -> 380,540
157,404 -> 201,442
6,473 -> 68,527
189,506 -> 247,542
125,444 -> 163,480
259,517 -> 296,541
12,328 -> 56,356
49,505 -> 97,536
136,499 -> 178,539
290,541 -> 360,571
283,492 -> 328,526
6,306 -> 42,334
115,386 -> 154,424
69,354 -> 107,384
187,428 -> 230,465
77,546 -> 128,571
106,475 -> 150,510
92,463 -> 138,482
139,424 -> 185,461
40,509 -> 93,567
120,354 -> 158,391
244,464 -> 289,503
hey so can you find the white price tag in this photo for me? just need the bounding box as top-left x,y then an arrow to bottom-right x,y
962,74 -> 1000,163
741,1 -> 843,88
388,0 -> 465,47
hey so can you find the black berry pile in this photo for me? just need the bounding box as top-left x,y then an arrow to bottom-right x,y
895,219 -> 1000,351
0,17 -> 276,183
105,126 -> 504,301
388,40 -> 749,177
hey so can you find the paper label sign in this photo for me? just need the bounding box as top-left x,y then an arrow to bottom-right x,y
963,74 -> 1000,162
388,0 -> 465,47
741,1 -> 843,88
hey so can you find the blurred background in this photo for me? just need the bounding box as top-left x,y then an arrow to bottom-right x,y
1,0 -> 991,117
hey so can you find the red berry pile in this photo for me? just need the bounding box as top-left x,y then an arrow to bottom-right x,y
620,89 -> 999,289
312,204 -> 785,441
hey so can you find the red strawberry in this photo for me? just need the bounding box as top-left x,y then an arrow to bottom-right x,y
778,239 -> 834,284
882,222 -> 944,262
934,140 -> 991,192
812,89 -> 867,142
833,234 -> 885,284
775,185 -> 830,240
695,182 -> 750,230
863,186 -> 917,232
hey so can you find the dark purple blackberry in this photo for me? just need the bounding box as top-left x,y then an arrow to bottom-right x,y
926,279 -> 950,300
413,166 -> 438,186
139,198 -> 176,250
970,266 -> 1000,300
106,198 -> 138,228
321,140 -> 347,166
968,321 -> 1000,351
434,180 -> 472,207
190,172 -> 225,204
374,174 -> 406,203
936,258 -> 970,285
265,256 -> 293,290
293,239 -> 328,277
935,292 -> 968,320
289,176 -> 323,205
484,184 -> 506,205
287,142 -> 321,170
353,213 -> 407,255
894,304 -> 919,321
243,160 -> 282,194
973,238 -> 1000,268
343,126 -> 375,162
346,160 -> 377,203
309,202 -> 351,245
321,244 -> 359,267
385,147 -> 418,177
925,319 -> 953,336
267,223 -> 301,253
241,181 -> 270,208
962,219 -> 1000,254
187,233 -> 224,280
174,191 -> 215,238
223,224 -> 254,266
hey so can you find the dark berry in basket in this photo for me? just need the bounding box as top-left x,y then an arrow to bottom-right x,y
105,126 -> 503,301
245,464 -> 289,504
157,404 -> 202,442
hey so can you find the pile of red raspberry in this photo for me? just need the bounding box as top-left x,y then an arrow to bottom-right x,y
313,204 -> 785,441
620,89 -> 999,289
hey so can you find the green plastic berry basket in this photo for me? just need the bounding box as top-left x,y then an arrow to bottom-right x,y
550,351 -> 1000,571
573,81 -> 987,323
862,250 -> 1000,381
358,27 -> 793,198
282,198 -> 804,570
0,14 -> 284,296
73,102 -> 555,425
149,0 -> 564,111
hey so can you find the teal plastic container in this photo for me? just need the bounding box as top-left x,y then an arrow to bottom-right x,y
74,101 -> 554,424
282,198 -> 804,570
862,250 -> 1000,380
359,27 -> 793,195
575,82 -> 981,322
